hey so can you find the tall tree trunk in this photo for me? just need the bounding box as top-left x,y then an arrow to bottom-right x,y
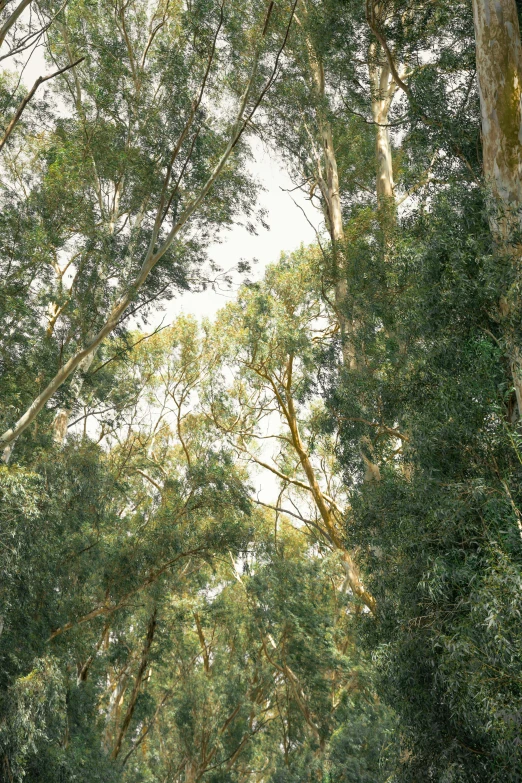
282,359 -> 377,614
473,0 -> 522,233
320,122 -> 358,370
472,0 -> 522,415
369,52 -> 395,204
305,37 -> 357,369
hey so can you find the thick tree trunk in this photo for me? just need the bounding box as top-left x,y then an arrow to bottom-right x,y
472,0 -> 522,415
473,0 -> 522,232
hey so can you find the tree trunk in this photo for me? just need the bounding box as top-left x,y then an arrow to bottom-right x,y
320,123 -> 358,370
306,38 -> 357,368
53,351 -> 96,444
473,0 -> 522,232
283,364 -> 377,615
472,0 -> 522,415
0,4 -> 290,454
369,54 -> 395,204
112,608 -> 157,760
0,0 -> 32,47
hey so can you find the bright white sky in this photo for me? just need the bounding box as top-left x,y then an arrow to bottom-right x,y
163,139 -> 319,323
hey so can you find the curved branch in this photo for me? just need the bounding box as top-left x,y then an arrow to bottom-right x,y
112,608 -> 157,759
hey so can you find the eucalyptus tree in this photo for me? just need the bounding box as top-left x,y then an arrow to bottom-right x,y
469,0 -> 522,419
253,0 -> 374,371
0,311 -> 255,780
251,0 -> 483,486
336,182 -> 522,782
0,0 -> 76,156
316,3 -> 522,773
0,0 -> 299,461
0,306 -> 399,781
277,3 -> 522,779
96,314 -> 399,782
201,247 -> 379,614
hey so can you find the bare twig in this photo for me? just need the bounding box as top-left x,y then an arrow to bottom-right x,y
252,497 -> 334,545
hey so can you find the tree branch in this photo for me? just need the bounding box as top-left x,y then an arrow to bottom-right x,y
0,57 -> 85,154
0,0 -> 32,47
0,0 -> 297,452
112,608 -> 157,759
48,547 -> 205,640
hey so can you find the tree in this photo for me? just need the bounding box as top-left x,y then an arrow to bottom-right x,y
0,308 -> 398,781
471,0 -> 522,417
203,247 -> 376,613
3,0 -> 522,780
0,0 -> 298,460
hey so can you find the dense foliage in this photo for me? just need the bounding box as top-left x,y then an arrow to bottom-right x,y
1,0 -> 522,781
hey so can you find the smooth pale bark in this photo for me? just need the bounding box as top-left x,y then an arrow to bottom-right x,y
369,55 -> 395,203
472,0 -> 522,415
0,0 -> 32,47
321,123 -> 358,370
306,30 -> 385,482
